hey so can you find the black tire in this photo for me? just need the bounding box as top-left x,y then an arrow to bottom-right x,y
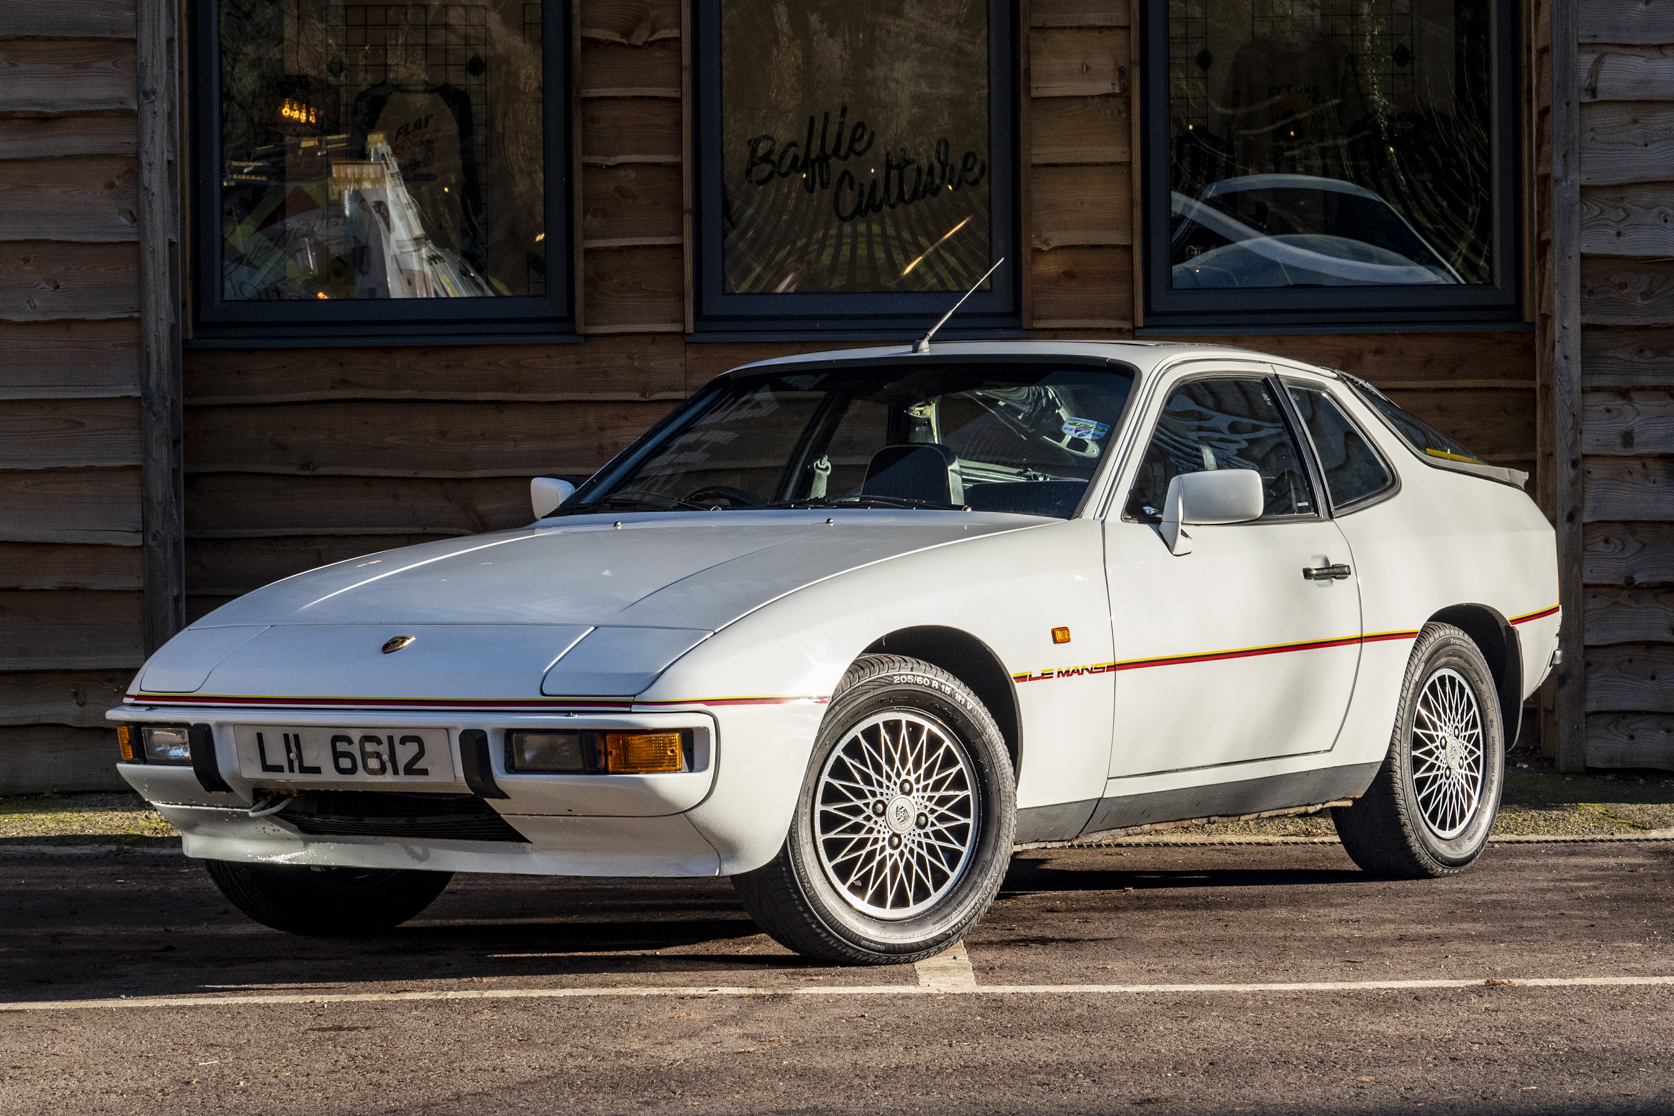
1333,623 -> 1505,879
732,654 -> 1016,965
203,860 -> 452,936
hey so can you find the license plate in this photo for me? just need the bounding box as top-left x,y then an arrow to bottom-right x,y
232,726 -> 456,784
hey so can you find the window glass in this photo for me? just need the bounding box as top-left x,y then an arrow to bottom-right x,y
1344,379 -> 1486,464
570,364 -> 1135,519
1167,0 -> 1492,290
217,0 -> 544,301
717,0 -> 993,295
1288,385 -> 1394,507
1125,378 -> 1315,519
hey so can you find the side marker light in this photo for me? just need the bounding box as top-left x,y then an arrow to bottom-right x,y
1052,626 -> 1072,645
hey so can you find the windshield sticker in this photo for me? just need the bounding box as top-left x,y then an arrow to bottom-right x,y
1061,417 -> 1110,441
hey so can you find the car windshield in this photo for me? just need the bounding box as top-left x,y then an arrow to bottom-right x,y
562,361 -> 1136,519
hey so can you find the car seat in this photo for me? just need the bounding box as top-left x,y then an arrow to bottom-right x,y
861,444 -> 965,506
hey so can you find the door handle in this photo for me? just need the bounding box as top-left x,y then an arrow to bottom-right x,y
1302,562 -> 1352,581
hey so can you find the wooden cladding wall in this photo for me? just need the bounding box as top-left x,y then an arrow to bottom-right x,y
1572,0 -> 1674,769
0,0 -> 140,792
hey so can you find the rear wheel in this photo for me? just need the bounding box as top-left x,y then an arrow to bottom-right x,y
1333,623 -> 1504,878
732,654 -> 1015,965
204,860 -> 452,935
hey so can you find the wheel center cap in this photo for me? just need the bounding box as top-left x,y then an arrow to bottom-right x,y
885,796 -> 916,834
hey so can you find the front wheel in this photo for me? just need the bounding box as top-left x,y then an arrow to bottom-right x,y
1333,622 -> 1505,878
732,654 -> 1016,965
204,860 -> 452,935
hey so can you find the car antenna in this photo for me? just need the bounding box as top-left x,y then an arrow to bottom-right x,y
913,257 -> 1005,354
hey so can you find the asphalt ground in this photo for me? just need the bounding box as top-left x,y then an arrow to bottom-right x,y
2,839 -> 1672,1115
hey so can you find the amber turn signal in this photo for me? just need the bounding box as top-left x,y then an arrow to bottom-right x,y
601,731 -> 684,774
116,724 -> 138,762
1052,626 -> 1072,644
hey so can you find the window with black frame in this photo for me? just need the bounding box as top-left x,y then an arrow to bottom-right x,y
193,0 -> 571,342
691,0 -> 1019,333
1141,0 -> 1520,329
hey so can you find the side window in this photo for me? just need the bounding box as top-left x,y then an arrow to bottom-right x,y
1287,385 -> 1395,510
1124,378 -> 1315,520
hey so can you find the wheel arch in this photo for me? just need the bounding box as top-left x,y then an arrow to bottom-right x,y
1426,604 -> 1523,749
861,626 -> 1023,782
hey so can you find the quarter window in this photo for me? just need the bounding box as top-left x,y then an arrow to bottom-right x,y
1124,377 -> 1315,520
1287,385 -> 1395,509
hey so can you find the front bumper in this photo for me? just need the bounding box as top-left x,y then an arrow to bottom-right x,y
111,700 -> 827,877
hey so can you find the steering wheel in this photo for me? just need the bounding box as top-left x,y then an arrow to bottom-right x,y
685,485 -> 761,508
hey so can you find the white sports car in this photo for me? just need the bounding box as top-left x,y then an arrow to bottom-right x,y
112,341 -> 1559,964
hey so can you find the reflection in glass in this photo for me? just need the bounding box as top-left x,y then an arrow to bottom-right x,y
719,0 -> 993,294
1168,0 -> 1492,289
218,0 -> 544,301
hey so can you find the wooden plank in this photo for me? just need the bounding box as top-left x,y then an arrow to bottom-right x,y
182,399 -> 669,478
0,542 -> 141,590
1586,713 -> 1674,769
0,240 -> 138,321
1580,101 -> 1674,186
1585,455 -> 1674,521
1585,643 -> 1674,713
0,669 -> 130,728
1580,0 -> 1674,44
1157,332 -> 1537,385
0,466 -> 140,543
1580,255 -> 1674,326
580,98 -> 681,164
1584,326 -> 1674,387
1030,95 -> 1130,164
135,0 -> 184,656
1585,587 -> 1674,644
1580,186 -> 1674,257
1553,0 -> 1586,771
0,113 -> 136,161
0,397 -> 140,469
0,725 -> 126,794
579,0 -> 679,43
186,474 -> 537,538
183,334 -> 687,406
0,39 -> 136,113
1031,0 -> 1129,26
1585,521 -> 1674,587
1582,388 -> 1674,454
682,340 -> 876,394
184,595 -> 237,625
581,243 -> 684,333
1030,246 -> 1133,326
1580,46 -> 1674,101
581,163 -> 683,245
1380,388 -> 1536,462
0,0 -> 134,38
0,318 -> 137,398
186,535 -> 457,598
1030,28 -> 1129,98
0,154 -> 137,242
578,38 -> 680,98
0,589 -> 143,671
1029,165 -> 1131,249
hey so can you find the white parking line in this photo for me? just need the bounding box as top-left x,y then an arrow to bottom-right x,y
5,974 -> 1673,1013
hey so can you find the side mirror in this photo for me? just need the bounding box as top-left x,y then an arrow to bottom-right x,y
531,476 -> 576,519
1160,468 -> 1264,555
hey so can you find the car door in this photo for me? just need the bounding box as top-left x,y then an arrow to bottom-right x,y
1104,366 -> 1362,777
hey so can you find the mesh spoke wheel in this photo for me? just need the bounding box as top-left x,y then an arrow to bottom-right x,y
1409,667 -> 1485,840
813,710 -> 977,920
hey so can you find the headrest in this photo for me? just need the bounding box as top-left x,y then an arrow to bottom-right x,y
861,443 -> 964,505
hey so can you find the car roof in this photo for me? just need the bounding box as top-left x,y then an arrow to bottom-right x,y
718,339 -> 1338,380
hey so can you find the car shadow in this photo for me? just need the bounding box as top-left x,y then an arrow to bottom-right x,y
999,857 -> 1368,896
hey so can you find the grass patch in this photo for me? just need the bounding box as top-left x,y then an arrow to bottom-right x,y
0,792 -> 180,847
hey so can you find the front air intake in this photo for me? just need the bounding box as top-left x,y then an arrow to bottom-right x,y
273,791 -> 529,843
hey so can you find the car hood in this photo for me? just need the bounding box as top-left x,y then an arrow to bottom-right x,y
193,510 -> 1040,633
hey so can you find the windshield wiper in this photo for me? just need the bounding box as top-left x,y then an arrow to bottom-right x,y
553,490 -> 711,515
758,495 -> 965,512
